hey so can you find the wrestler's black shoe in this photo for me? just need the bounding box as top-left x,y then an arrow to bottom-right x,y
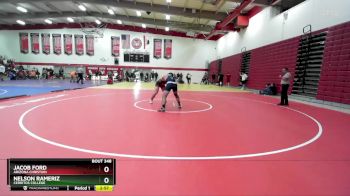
158,107 -> 165,112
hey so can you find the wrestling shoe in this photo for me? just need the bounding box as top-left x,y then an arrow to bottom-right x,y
158,107 -> 165,112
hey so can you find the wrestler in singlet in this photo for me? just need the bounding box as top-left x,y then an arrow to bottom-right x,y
158,73 -> 181,112
149,78 -> 167,104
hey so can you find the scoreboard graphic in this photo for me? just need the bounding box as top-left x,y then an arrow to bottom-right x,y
7,158 -> 116,191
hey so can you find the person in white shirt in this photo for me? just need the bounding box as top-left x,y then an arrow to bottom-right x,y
240,72 -> 248,90
278,68 -> 291,106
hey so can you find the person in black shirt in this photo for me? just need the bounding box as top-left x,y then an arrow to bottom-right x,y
154,72 -> 158,81
151,71 -> 154,81
76,66 -> 84,84
186,73 -> 192,84
218,73 -> 224,87
140,72 -> 144,81
58,67 -> 64,79
145,72 -> 149,82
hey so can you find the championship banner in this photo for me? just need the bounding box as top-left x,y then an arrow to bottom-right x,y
164,39 -> 172,59
111,36 -> 120,57
64,34 -> 72,55
85,35 -> 94,56
19,33 -> 29,54
153,39 -> 162,59
41,33 -> 50,55
31,33 -> 40,54
121,34 -> 130,49
52,34 -> 62,55
75,35 -> 84,55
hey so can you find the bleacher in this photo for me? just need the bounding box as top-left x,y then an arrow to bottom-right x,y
209,21 -> 350,105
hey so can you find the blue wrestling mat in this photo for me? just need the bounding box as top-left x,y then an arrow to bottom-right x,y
0,80 -> 105,99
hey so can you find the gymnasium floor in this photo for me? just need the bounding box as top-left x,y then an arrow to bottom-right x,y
1,81 -> 350,195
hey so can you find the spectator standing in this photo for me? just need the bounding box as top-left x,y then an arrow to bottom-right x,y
145,72 -> 149,82
42,68 -> 48,79
35,69 -> 40,79
59,67 -> 64,79
154,72 -> 159,81
88,69 -> 92,80
140,72 -> 144,81
0,64 -> 5,81
95,69 -> 102,81
76,66 -> 84,84
218,73 -> 224,86
151,71 -> 154,81
278,68 -> 291,106
240,72 -> 248,90
186,73 -> 192,84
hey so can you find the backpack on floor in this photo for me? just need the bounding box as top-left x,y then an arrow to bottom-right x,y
107,78 -> 113,84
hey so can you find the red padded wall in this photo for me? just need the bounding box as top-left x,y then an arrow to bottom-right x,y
221,54 -> 242,85
317,22 -> 350,104
248,38 -> 299,93
209,60 -> 219,82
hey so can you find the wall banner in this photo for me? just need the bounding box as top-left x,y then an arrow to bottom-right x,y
19,33 -> 29,54
164,39 -> 172,59
153,39 -> 162,59
64,34 -> 73,55
41,33 -> 50,55
52,34 -> 62,55
85,35 -> 94,56
31,33 -> 40,54
111,36 -> 120,57
75,34 -> 84,56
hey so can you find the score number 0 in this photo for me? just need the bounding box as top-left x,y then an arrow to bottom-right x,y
103,166 -> 110,184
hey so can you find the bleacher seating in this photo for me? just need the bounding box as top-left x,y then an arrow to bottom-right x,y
209,21 -> 350,105
292,31 -> 327,97
248,38 -> 299,93
317,22 -> 350,104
